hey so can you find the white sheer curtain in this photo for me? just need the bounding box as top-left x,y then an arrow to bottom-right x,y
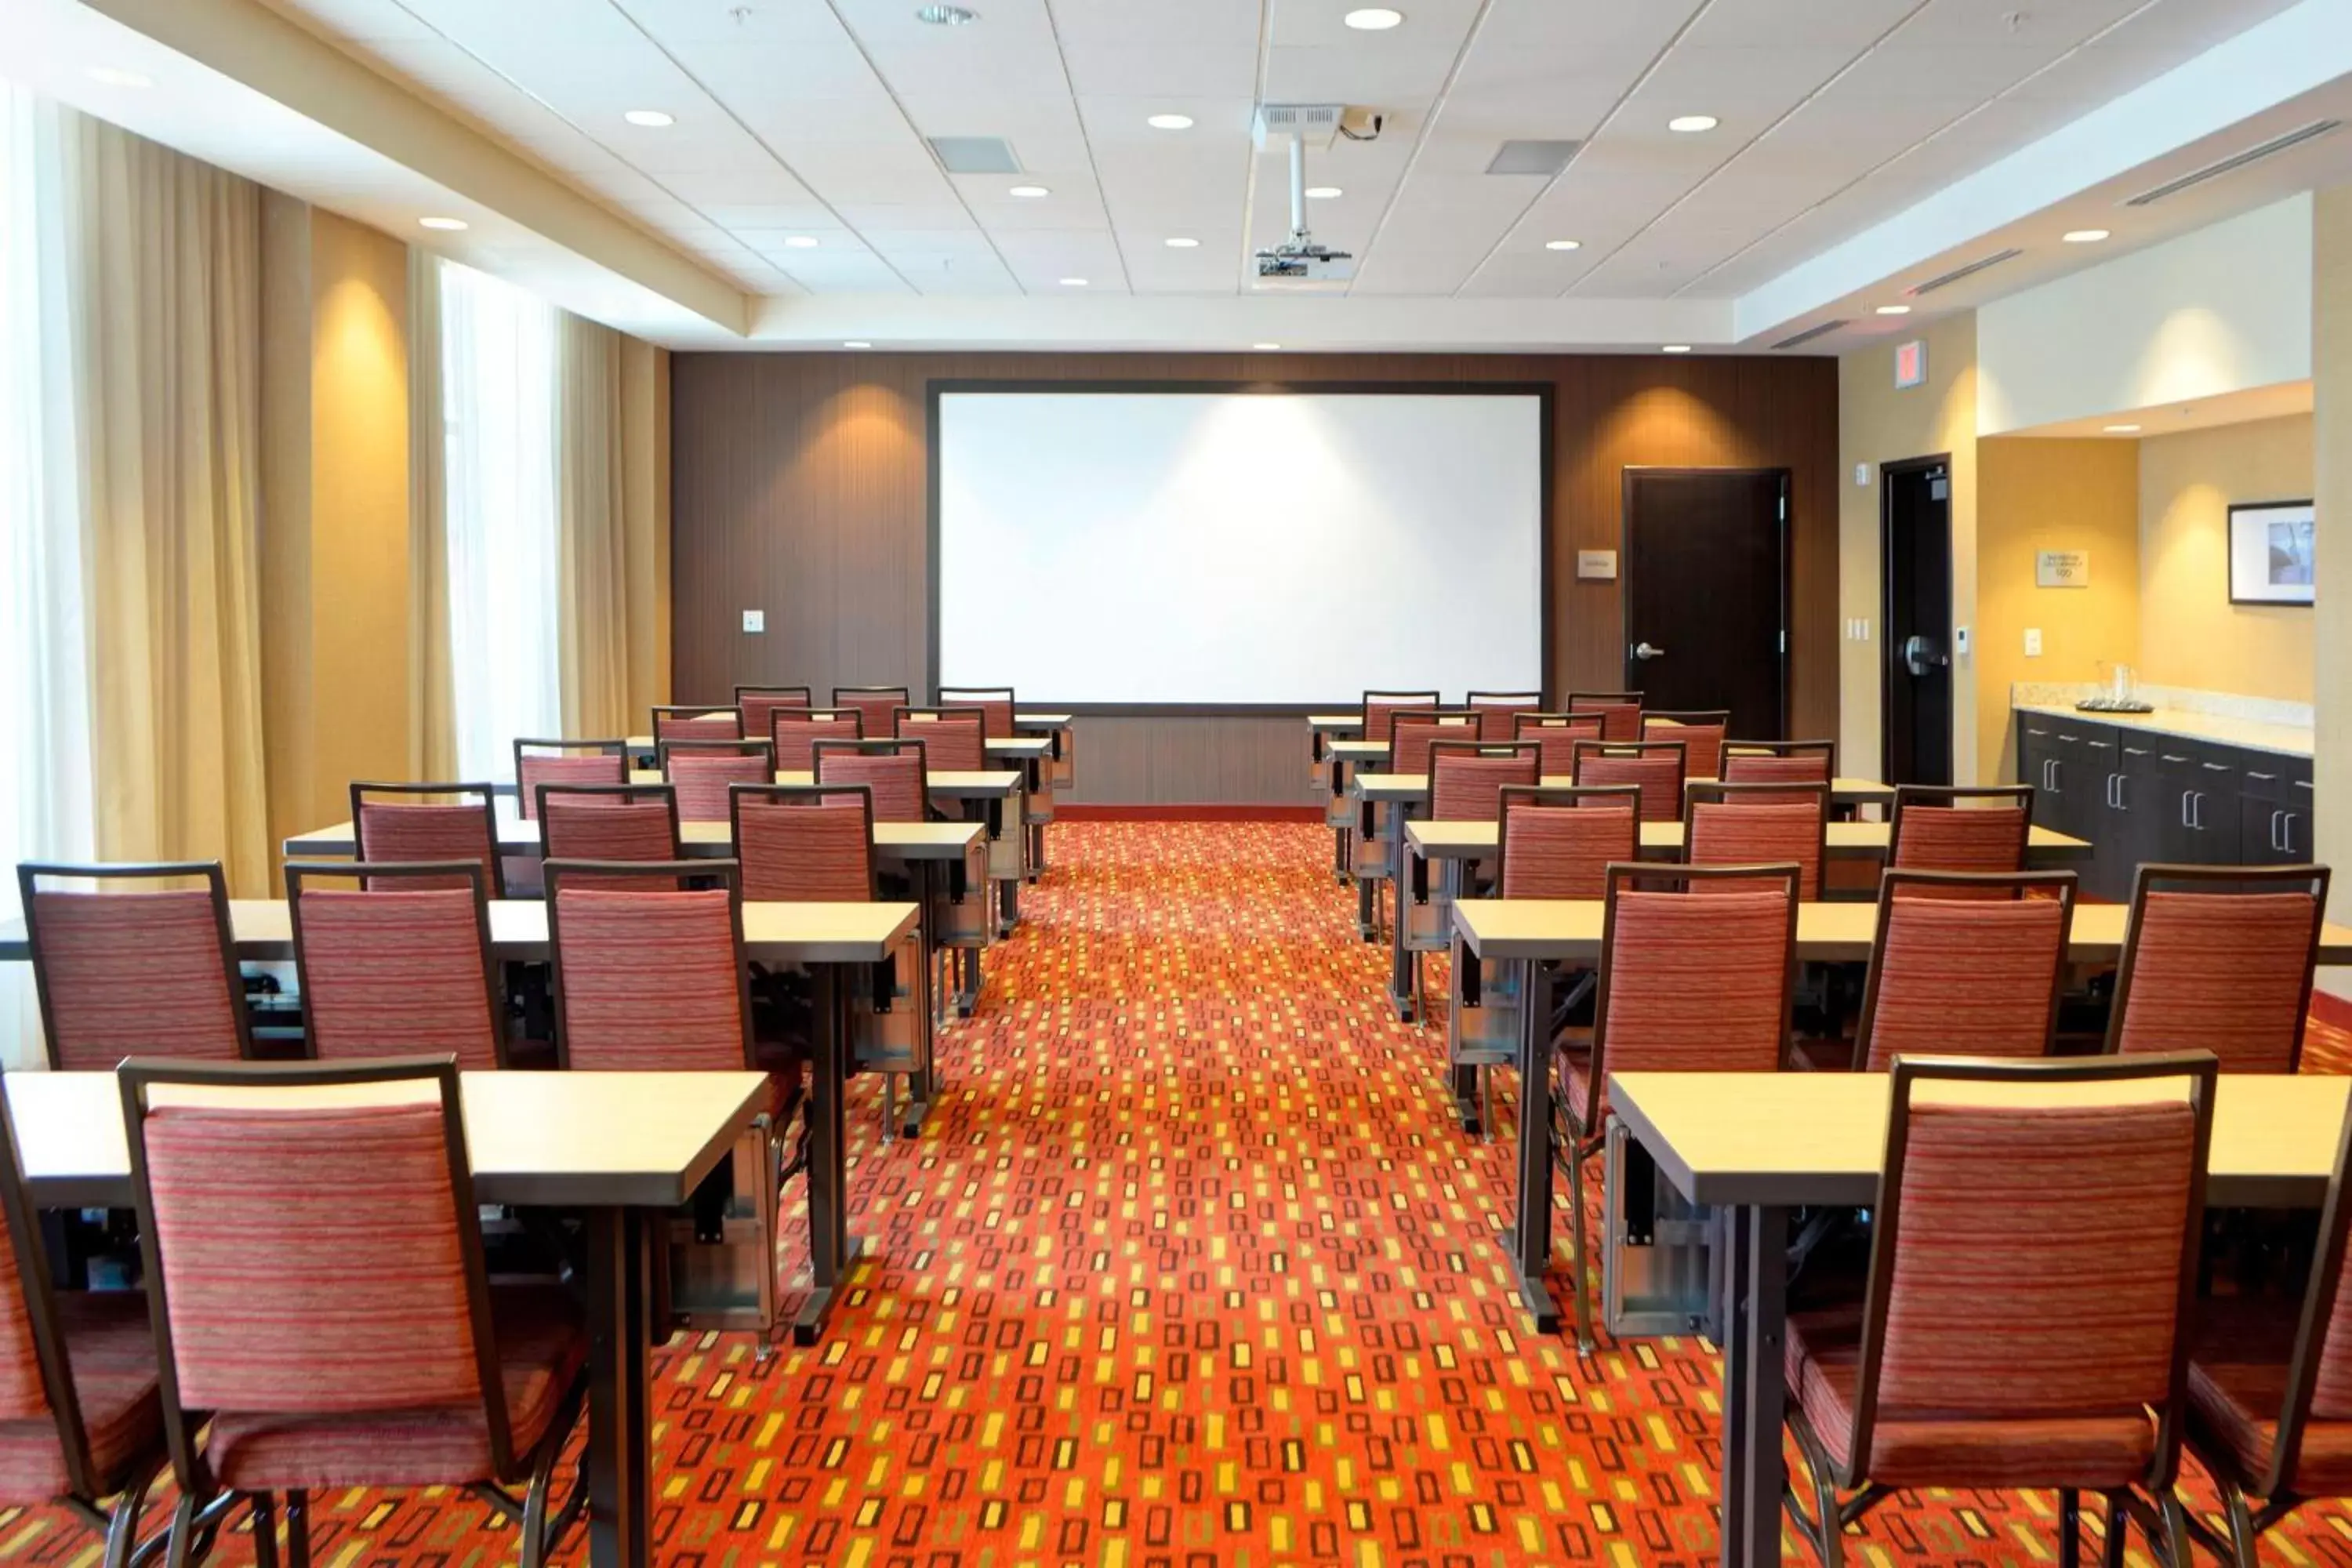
439,259 -> 561,781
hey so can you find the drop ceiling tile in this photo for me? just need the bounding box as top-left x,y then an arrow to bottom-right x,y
1061,41 -> 1260,99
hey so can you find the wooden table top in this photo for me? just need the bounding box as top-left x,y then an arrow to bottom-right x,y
0,898 -> 920,967
1451,897 -> 2352,967
1404,817 -> 2089,862
1308,714 -> 1366,733
3,1069 -> 769,1210
1014,713 -> 1072,728
1609,1070 -> 2350,1210
286,818 -> 982,863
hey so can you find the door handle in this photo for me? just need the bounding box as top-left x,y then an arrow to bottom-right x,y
2180,791 -> 2193,828
2272,809 -> 2285,854
1632,641 -> 1666,661
2194,791 -> 2207,831
2285,812 -> 2299,856
1901,635 -> 1947,677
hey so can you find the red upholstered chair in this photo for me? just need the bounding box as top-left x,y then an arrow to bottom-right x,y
1684,780 -> 1830,902
2107,864 -> 2330,1074
350,783 -> 505,897
1848,869 -> 2076,1073
1722,739 -> 1838,803
120,1057 -> 589,1568
285,861 -> 508,1071
832,686 -> 911,740
734,685 -> 811,745
533,783 -> 683,891
1566,691 -> 1644,742
1642,710 -> 1729,781
894,706 -> 987,772
1388,710 -> 1480,776
1494,786 -> 1640,901
1886,785 -> 2033,891
937,687 -> 1016,740
1514,712 -> 1608,777
771,708 -> 863,772
731,786 -> 876,903
1780,1053 -> 2216,1568
543,861 -> 754,1073
651,704 -> 741,744
0,1071 -> 169,1566
815,739 -> 931,824
1427,742 -> 1541,825
1571,739 -> 1688,824
1362,690 -> 1439,753
1555,862 -> 1799,1348
16,862 -> 252,1072
1465,690 -> 1542,742
510,740 -> 626,819
660,739 -> 776,822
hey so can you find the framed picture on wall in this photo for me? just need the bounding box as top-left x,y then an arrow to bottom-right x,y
2229,499 -> 2315,606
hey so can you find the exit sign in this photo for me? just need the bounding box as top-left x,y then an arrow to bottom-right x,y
1893,339 -> 1928,388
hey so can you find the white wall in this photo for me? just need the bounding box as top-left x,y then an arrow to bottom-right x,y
1977,195 -> 2314,435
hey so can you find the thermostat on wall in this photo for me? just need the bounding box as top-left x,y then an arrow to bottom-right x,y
1577,550 -> 1618,581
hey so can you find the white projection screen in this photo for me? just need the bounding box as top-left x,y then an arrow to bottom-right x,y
933,389 -> 1546,706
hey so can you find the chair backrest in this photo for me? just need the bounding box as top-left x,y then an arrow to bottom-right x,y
1362,691 -> 1440,750
1682,781 -> 1829,902
650,704 -> 741,744
286,861 -> 506,1072
350,783 -> 504,898
1566,691 -> 1643,742
1887,785 -> 2033,892
2107,864 -> 2329,1073
1576,862 -> 1799,1125
1388,709 -> 1481,776
895,706 -> 988,771
1465,691 -> 1542,742
1494,786 -> 1640,901
1643,710 -> 1729,781
16,862 -> 252,1072
1572,740 -> 1688,823
1721,739 -> 1837,803
533,784 -> 684,890
1836,1053 -> 2214,1492
659,739 -> 776,822
543,860 -> 753,1073
2257,1095 -> 2352,1493
734,686 -> 811,744
731,785 -> 877,903
512,739 -> 627,820
832,686 -> 911,740
0,1071 -> 108,1497
1513,712 -> 1608,776
1427,742 -> 1540,823
771,707 -> 864,771
1853,870 -> 2077,1073
937,687 -> 1016,740
814,739 -> 930,824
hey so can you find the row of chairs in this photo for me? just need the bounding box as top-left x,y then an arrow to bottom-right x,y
1360,688 -> 1660,748
653,685 -> 1024,748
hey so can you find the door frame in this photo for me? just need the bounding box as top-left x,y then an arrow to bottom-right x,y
1877,452 -> 1954,785
1618,465 -> 1792,738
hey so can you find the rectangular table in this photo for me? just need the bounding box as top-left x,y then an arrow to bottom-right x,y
5,1068 -> 768,1568
1607,1070 -> 2351,1568
289,816 -> 982,866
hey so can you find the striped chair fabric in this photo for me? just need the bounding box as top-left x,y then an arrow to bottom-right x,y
817,750 -> 927,824
771,710 -> 862,771
938,691 -> 1015,739
1514,713 -> 1604,776
354,800 -> 498,894
515,753 -> 624,819
1570,887 -> 1790,1117
1891,803 -> 2030,891
292,889 -> 501,1070
2114,890 -> 2320,1073
1787,1093 -> 2198,1487
896,711 -> 985,771
1363,694 -> 1439,752
666,752 -> 772,822
1722,750 -> 1834,802
1858,896 -> 2067,1072
833,689 -> 910,739
538,795 -> 679,890
735,795 -> 873,902
27,889 -> 244,1071
1467,693 -> 1541,742
0,1222 -> 42,1423
1646,716 -> 1726,781
550,889 -> 747,1071
1572,745 -> 1686,824
735,689 -> 810,742
1428,749 -> 1538,823
1497,802 -> 1635,900
652,708 -> 740,743
1568,695 -> 1643,743
1390,715 -> 1477,777
1686,799 -> 1824,901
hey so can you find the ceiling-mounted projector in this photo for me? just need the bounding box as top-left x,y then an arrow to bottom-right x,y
1252,103 -> 1377,283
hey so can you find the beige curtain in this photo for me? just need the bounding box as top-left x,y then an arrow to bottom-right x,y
406,247 -> 458,779
555,314 -> 670,736
56,113 -> 272,893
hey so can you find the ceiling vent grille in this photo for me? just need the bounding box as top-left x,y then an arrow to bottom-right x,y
1908,246 -> 2024,296
1486,140 -> 1581,176
928,136 -> 1022,174
2123,120 -> 2342,207
1772,319 -> 1847,350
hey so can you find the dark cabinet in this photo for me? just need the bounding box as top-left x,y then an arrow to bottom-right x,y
2238,759 -> 2317,866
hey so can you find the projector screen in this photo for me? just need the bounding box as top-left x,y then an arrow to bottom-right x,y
934,389 -> 1545,706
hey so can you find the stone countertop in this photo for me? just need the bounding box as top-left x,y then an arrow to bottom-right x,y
2013,701 -> 2313,760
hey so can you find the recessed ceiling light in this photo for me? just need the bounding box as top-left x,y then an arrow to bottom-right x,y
1008,184 -> 1050,198
85,66 -> 153,89
783,236 -> 819,249
1344,7 -> 1404,28
1668,114 -> 1719,133
1305,186 -> 1342,200
1661,344 -> 1692,354
1875,304 -> 1912,315
1544,238 -> 1581,251
844,340 -> 873,349
915,3 -> 978,23
1147,114 -> 1194,131
418,216 -> 469,231
2063,229 -> 2111,243
1254,342 -> 1281,350
1059,277 -> 1088,287
1165,236 -> 1200,248
623,110 -> 674,128
2104,423 -> 2142,434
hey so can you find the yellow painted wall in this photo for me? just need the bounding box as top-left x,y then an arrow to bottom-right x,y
1976,438 -> 2141,782
2136,414 -> 2315,702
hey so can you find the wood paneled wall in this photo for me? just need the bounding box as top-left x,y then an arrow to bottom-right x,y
671,351 -> 1838,804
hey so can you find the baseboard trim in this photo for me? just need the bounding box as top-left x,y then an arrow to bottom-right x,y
2314,987 -> 2352,1032
1054,804 -> 1326,822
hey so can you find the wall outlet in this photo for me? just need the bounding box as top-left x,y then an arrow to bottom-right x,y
2023,627 -> 2042,657
742,609 -> 765,633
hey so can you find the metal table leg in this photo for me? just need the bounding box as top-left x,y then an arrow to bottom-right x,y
1717,1202 -> 1789,1568
1496,959 -> 1559,1333
793,964 -> 863,1345
584,1207 -> 652,1568
899,861 -> 935,1138
1387,803 -> 1417,1019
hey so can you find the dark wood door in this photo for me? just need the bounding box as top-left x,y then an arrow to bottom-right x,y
1621,468 -> 1788,742
1882,459 -> 1952,786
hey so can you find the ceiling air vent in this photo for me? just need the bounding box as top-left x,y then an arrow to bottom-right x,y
2123,120 -> 2342,207
928,136 -> 1022,174
1772,319 -> 1846,350
1486,140 -> 1581,176
1908,246 -> 2024,296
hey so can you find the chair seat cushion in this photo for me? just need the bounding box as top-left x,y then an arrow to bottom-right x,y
1786,1305 -> 2158,1489
0,1290 -> 162,1501
208,1283 -> 585,1490
2187,1294 -> 2352,1495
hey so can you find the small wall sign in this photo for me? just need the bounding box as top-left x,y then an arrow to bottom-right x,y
2036,550 -> 2090,588
1577,550 -> 1619,581
1893,339 -> 1927,388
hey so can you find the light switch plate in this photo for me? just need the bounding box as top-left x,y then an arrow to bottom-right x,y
742,609 -> 765,633
1854,463 -> 1871,487
1954,625 -> 1970,655
2023,627 -> 2042,657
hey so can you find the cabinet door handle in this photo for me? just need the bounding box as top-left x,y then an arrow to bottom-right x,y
2248,771 -> 2278,782
2194,792 -> 2208,831
2285,812 -> 2299,856
2161,753 -> 2189,764
2181,791 -> 2193,828
2272,809 -> 2285,853
2124,746 -> 2150,757
2200,761 -> 2230,773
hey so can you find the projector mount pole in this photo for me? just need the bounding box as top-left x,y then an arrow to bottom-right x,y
1288,132 -> 1308,243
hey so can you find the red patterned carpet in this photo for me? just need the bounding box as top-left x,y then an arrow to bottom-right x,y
7,821 -> 2350,1566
